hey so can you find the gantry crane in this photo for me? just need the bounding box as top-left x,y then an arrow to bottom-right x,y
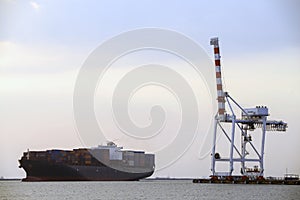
210,37 -> 287,179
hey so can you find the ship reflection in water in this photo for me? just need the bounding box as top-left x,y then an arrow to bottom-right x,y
19,142 -> 155,181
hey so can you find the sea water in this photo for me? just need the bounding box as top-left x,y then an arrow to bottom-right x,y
0,180 -> 299,200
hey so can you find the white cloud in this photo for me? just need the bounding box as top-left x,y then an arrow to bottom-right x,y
30,1 -> 40,10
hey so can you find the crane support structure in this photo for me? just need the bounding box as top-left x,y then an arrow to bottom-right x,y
210,37 -> 287,179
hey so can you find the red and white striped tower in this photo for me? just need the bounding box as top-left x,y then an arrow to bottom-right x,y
210,37 -> 226,121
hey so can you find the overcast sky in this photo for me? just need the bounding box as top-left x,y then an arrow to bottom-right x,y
1,0 -> 300,178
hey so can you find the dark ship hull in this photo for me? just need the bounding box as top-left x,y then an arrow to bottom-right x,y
20,160 -> 154,181
19,143 -> 155,181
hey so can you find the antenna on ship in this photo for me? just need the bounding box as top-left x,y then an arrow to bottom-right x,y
27,149 -> 30,160
209,37 -> 288,180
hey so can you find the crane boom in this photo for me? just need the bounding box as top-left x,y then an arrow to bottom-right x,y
210,37 -> 226,121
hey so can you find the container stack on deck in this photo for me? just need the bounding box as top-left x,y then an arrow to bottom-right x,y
21,147 -> 154,169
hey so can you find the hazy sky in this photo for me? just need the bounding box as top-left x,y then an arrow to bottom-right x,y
1,0 -> 300,178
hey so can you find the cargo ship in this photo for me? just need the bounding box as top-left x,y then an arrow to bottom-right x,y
19,142 -> 155,181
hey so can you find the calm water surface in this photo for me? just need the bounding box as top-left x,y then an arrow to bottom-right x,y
0,180 -> 299,200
